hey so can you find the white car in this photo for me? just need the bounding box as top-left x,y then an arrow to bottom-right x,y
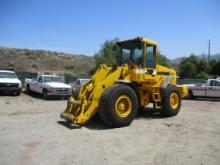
0,70 -> 22,95
71,78 -> 90,98
71,78 -> 90,91
25,74 -> 72,99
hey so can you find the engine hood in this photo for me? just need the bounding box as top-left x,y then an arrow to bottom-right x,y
0,78 -> 21,84
45,82 -> 71,88
157,65 -> 176,76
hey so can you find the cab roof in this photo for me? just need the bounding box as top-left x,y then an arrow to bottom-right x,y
0,70 -> 15,73
117,36 -> 157,46
39,74 -> 59,77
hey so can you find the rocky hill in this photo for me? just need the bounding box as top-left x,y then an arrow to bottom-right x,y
0,47 -> 95,75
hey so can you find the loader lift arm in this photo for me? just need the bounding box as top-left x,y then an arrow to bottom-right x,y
61,64 -> 126,125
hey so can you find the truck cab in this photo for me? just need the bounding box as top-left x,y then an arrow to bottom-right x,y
0,70 -> 22,95
25,74 -> 72,99
206,79 -> 220,97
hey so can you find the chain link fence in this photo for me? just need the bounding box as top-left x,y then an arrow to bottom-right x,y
15,71 -> 90,84
177,79 -> 207,85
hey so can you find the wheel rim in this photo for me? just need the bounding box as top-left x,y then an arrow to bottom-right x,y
115,95 -> 132,118
170,92 -> 179,109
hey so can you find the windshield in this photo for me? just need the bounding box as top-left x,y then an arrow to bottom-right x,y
118,41 -> 143,66
0,72 -> 17,78
44,76 -> 62,83
76,79 -> 89,85
81,79 -> 89,85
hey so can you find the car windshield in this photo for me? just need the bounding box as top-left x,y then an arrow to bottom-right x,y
0,72 -> 17,78
75,79 -> 89,85
44,76 -> 62,83
81,79 -> 89,85
118,41 -> 143,66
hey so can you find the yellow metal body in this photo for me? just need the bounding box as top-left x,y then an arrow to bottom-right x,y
61,37 -> 188,125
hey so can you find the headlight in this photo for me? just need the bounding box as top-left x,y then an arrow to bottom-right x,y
19,83 -> 22,88
68,88 -> 72,92
48,87 -> 55,92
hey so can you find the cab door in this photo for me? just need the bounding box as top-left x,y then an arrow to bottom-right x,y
35,76 -> 43,93
206,80 -> 220,97
143,44 -> 157,80
145,44 -> 156,69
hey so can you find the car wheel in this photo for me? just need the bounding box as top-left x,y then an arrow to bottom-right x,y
43,89 -> 48,100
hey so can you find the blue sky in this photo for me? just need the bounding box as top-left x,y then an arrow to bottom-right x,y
0,0 -> 219,59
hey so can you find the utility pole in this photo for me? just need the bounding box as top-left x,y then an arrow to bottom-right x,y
208,40 -> 211,61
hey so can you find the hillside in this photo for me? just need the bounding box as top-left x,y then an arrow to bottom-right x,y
171,53 -> 220,64
0,47 -> 95,75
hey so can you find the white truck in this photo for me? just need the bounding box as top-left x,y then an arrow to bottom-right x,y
185,79 -> 220,99
70,78 -> 90,99
25,74 -> 72,99
0,70 -> 22,95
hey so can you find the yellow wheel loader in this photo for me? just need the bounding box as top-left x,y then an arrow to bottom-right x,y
61,37 -> 188,127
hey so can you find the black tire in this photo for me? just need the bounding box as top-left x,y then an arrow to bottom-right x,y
15,91 -> 21,96
139,106 -> 146,111
160,85 -> 181,117
99,84 -> 138,127
26,85 -> 31,94
186,90 -> 195,99
42,89 -> 48,100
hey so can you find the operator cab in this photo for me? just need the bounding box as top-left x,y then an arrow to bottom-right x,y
116,37 -> 158,70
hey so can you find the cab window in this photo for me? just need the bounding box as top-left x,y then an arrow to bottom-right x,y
210,80 -> 220,87
76,80 -> 80,85
119,42 -> 143,66
38,76 -> 43,82
146,45 -> 156,68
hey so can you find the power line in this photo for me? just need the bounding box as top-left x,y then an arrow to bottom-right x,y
208,40 -> 211,61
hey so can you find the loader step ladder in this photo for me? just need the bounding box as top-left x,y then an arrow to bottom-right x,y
152,87 -> 161,109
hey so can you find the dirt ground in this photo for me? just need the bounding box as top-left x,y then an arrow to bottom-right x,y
0,93 -> 220,165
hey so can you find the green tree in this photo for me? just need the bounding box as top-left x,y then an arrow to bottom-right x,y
159,54 -> 172,68
209,59 -> 217,74
94,38 -> 119,67
197,59 -> 210,73
177,54 -> 215,79
179,61 -> 197,78
189,54 -> 199,66
211,60 -> 220,75
194,72 -> 209,79
209,59 -> 217,68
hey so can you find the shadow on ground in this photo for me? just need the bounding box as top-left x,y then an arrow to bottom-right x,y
23,91 -> 68,101
57,107 -> 164,130
184,98 -> 220,102
0,93 -> 19,97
